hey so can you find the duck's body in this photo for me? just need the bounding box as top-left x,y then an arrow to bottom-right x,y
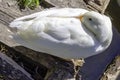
9,8 -> 112,59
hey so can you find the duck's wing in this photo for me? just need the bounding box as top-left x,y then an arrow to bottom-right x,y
10,17 -> 73,43
9,8 -> 88,42
13,8 -> 88,22
10,15 -> 95,48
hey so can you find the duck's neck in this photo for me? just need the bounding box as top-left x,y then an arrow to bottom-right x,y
97,25 -> 112,48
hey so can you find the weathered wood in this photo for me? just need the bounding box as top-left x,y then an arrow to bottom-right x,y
45,0 -> 88,9
0,52 -> 33,80
0,41 -> 47,80
0,6 -> 22,26
45,0 -> 110,13
84,0 -> 110,13
44,63 -> 75,80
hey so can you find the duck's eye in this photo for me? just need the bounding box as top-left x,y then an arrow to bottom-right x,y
88,18 -> 92,21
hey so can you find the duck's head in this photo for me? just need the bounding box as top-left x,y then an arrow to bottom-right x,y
78,11 -> 113,50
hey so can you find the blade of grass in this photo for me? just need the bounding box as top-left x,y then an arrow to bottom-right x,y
18,0 -> 40,9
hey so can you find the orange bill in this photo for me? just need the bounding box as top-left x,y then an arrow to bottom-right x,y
76,15 -> 83,21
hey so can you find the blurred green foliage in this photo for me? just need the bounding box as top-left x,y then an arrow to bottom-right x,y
18,0 -> 40,9
0,74 -> 4,80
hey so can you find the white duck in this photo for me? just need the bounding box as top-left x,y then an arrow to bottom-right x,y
9,8 -> 112,66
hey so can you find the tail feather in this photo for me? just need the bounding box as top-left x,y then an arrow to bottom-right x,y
9,21 -> 24,33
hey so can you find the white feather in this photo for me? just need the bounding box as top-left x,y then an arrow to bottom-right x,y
9,8 -> 112,59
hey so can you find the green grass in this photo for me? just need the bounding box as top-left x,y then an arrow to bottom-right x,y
18,0 -> 40,9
